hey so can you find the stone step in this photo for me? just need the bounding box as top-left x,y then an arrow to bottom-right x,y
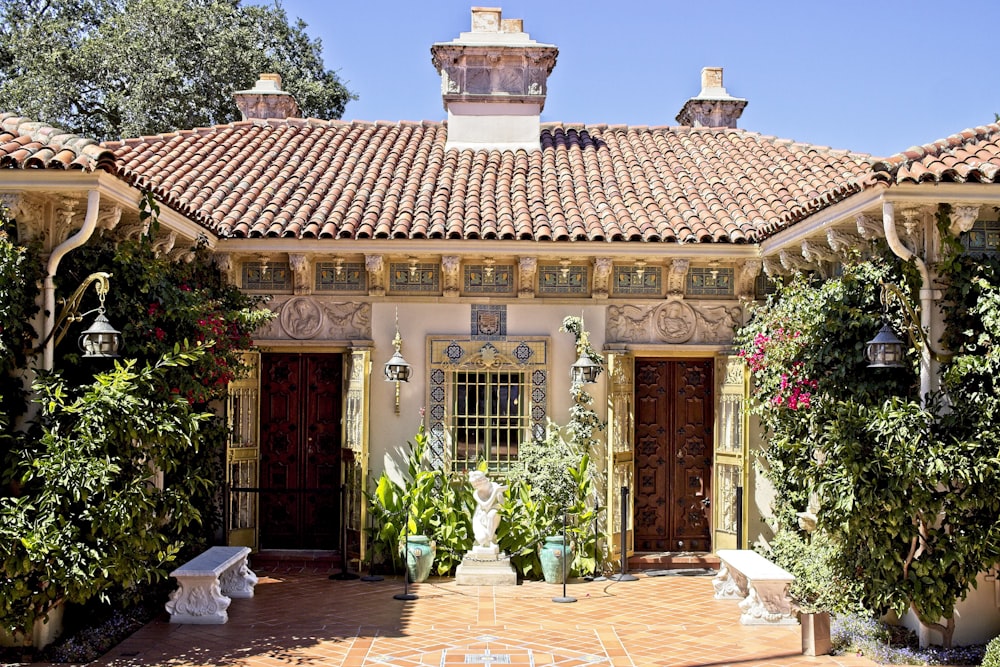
249,549 -> 343,574
627,552 -> 720,572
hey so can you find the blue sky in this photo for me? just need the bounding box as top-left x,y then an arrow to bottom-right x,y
275,0 -> 1000,158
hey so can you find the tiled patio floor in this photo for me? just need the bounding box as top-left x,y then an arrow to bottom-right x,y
75,570 -> 877,667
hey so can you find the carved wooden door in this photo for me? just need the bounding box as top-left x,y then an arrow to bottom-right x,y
259,353 -> 343,550
634,358 -> 713,552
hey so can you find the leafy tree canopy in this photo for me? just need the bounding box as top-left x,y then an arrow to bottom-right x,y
0,0 -> 356,140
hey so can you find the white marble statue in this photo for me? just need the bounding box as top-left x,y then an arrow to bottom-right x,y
469,470 -> 505,551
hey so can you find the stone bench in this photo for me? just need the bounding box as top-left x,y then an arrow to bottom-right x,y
165,546 -> 258,624
713,549 -> 796,625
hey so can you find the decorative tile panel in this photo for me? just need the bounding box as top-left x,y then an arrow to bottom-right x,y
427,337 -> 549,468
962,220 -> 1000,257
612,264 -> 662,296
389,262 -> 440,293
471,304 -> 506,340
315,262 -> 366,292
464,264 -> 515,294
686,267 -> 734,297
242,261 -> 292,291
537,265 -> 589,295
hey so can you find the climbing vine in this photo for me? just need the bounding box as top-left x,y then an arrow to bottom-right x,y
737,239 -> 1000,645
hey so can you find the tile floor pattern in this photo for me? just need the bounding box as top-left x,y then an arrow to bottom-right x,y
67,569 -> 878,667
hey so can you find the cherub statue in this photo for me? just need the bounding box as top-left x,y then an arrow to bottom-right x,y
469,470 -> 506,550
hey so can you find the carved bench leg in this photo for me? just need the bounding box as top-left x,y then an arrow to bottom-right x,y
165,575 -> 231,624
737,582 -> 797,625
713,563 -> 748,599
220,557 -> 259,599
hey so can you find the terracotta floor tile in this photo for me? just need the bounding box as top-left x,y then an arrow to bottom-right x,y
34,572 -> 882,667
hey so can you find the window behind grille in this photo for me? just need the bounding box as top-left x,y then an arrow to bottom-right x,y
451,371 -> 526,471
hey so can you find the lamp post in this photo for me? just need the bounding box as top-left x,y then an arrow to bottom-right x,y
38,272 -> 122,370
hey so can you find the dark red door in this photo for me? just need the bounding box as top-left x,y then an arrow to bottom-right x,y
634,358 -> 713,552
259,353 -> 342,549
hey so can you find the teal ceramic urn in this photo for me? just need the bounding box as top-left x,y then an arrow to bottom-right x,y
405,535 -> 436,583
539,535 -> 572,584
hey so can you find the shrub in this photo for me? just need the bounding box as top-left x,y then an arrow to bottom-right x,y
0,346 -> 211,635
983,635 -> 1000,667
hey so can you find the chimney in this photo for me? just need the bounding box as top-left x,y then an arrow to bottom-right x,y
676,67 -> 747,128
431,7 -> 558,151
233,73 -> 301,121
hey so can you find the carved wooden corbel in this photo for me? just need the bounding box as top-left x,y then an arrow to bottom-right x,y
366,254 -> 385,296
950,206 -> 980,236
442,255 -> 460,297
592,257 -> 613,299
518,257 -> 536,298
289,253 -> 311,295
666,259 -> 689,295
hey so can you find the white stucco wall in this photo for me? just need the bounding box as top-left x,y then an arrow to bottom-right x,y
897,572 -> 1000,646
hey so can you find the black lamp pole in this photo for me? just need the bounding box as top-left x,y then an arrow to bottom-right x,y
330,480 -> 359,580
393,510 -> 417,601
552,508 -> 576,603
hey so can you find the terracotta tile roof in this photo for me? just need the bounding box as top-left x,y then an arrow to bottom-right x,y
871,124 -> 1000,185
101,118 -> 871,243
0,113 -> 116,171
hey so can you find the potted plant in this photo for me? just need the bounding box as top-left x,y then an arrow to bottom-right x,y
765,529 -> 838,656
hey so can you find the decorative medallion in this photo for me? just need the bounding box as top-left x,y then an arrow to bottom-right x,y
278,297 -> 324,340
654,300 -> 697,344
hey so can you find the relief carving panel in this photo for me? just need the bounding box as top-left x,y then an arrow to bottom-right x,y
255,297 -> 372,341
607,301 -> 743,345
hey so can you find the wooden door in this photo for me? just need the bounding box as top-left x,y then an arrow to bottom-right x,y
259,353 -> 343,550
634,358 -> 713,552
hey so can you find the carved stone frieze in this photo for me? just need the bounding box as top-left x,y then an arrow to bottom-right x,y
365,254 -> 385,296
666,259 -> 689,295
592,257 -> 613,299
255,297 -> 372,342
607,300 -> 742,345
442,255 -> 460,297
518,256 -> 536,298
288,253 -> 310,295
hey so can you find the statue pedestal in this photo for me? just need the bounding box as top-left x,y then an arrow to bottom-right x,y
455,548 -> 517,586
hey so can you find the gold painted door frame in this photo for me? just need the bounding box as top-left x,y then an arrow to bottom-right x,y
605,351 -> 635,561
343,347 -> 372,565
712,354 -> 750,550
226,351 -> 261,549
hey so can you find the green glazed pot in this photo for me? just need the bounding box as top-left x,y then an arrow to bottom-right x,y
539,535 -> 572,584
405,535 -> 436,583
